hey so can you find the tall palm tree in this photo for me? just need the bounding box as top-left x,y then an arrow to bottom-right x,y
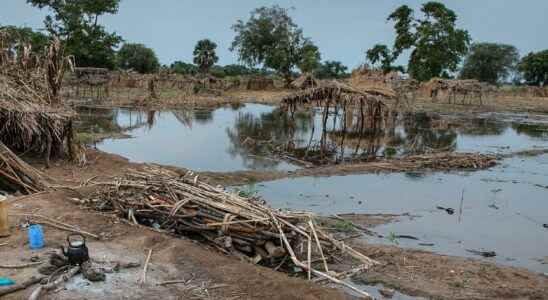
193,39 -> 219,74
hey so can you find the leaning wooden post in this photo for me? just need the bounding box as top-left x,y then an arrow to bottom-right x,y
0,195 -> 10,237
44,130 -> 52,168
67,120 -> 74,161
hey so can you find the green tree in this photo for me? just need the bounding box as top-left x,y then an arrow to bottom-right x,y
0,25 -> 50,55
230,5 -> 311,85
117,43 -> 159,73
193,39 -> 219,74
223,64 -> 253,76
170,61 -> 198,75
518,50 -> 548,86
460,43 -> 519,84
27,0 -> 123,69
297,40 -> 321,73
366,44 -> 395,73
367,2 -> 470,81
210,65 -> 227,78
315,60 -> 349,79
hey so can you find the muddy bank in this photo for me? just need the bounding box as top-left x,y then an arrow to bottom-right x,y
410,96 -> 548,114
203,149 -> 548,186
1,190 -> 350,300
351,242 -> 548,300
74,85 -> 548,114
72,89 -> 292,111
2,150 -> 544,299
2,181 -> 547,299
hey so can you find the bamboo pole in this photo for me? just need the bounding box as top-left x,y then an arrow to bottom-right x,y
0,195 -> 9,237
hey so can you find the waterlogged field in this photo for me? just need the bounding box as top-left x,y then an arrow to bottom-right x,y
77,103 -> 548,274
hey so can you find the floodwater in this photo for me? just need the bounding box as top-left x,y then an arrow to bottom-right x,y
77,104 -> 548,273
257,154 -> 548,273
77,104 -> 299,172
77,104 -> 548,171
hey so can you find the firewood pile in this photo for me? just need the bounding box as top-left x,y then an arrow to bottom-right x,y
85,166 -> 378,298
0,141 -> 47,194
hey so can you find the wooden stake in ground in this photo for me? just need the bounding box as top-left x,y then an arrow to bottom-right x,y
139,249 -> 153,285
0,195 -> 10,237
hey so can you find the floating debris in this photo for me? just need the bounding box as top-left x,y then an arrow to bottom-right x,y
466,249 -> 496,257
436,206 -> 455,215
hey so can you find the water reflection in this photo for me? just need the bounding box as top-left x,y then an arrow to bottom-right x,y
76,104 -> 548,171
512,123 -> 548,139
76,107 -> 153,134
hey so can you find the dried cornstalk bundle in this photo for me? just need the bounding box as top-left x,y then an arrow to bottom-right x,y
358,151 -> 499,172
0,29 -> 75,168
85,166 -> 378,298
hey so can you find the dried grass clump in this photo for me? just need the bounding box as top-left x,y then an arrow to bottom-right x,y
291,73 -> 318,90
0,30 -> 75,166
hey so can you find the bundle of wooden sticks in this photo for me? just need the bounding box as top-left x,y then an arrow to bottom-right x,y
85,166 -> 378,298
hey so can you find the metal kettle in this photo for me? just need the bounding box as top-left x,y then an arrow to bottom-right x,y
61,234 -> 89,265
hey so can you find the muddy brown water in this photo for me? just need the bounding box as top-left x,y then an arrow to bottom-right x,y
76,103 -> 548,276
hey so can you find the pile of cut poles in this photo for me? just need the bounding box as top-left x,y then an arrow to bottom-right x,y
0,141 -> 47,194
86,166 -> 378,298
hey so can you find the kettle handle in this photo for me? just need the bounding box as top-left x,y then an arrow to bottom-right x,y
66,233 -> 86,245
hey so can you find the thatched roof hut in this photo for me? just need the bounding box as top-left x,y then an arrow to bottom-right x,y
291,73 -> 318,89
282,80 -> 394,135
348,65 -> 400,97
0,77 -> 74,153
282,80 -> 393,107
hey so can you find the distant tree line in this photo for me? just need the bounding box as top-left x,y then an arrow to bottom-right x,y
364,1 -> 547,86
2,1 -> 546,86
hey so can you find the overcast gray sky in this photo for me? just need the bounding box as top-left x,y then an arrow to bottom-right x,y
2,0 -> 548,69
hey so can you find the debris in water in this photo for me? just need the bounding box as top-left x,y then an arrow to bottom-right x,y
395,235 -> 419,240
419,242 -> 435,246
436,206 -> 455,215
466,249 -> 496,257
488,203 -> 499,210
379,287 -> 395,298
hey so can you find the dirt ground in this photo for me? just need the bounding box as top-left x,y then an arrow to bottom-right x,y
1,150 -> 547,299
85,88 -> 293,110
411,96 -> 548,114
95,86 -> 548,114
353,243 -> 548,300
202,149 -> 548,187
1,190 -> 351,300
